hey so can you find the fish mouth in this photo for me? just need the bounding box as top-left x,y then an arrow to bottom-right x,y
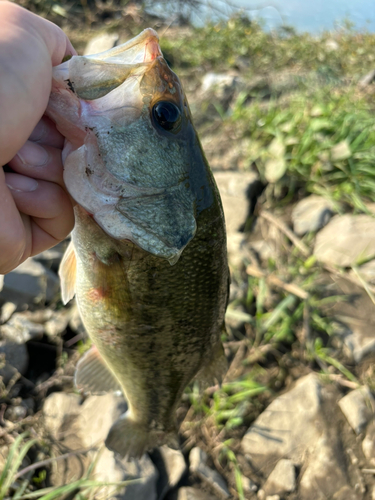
49,29 -> 197,264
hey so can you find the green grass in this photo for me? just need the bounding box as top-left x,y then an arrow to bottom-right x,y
0,434 -> 139,500
226,86 -> 375,210
161,15 -> 375,78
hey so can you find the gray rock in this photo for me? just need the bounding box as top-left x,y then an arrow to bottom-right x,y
338,386 -> 375,434
214,171 -> 259,268
299,434 -> 353,500
190,447 -> 230,499
349,259 -> 375,285
201,72 -> 239,95
0,340 -> 28,384
314,215 -> 375,267
326,279 -> 375,363
1,302 -> 17,324
332,486 -> 359,500
1,258 -> 59,305
214,171 -> 258,234
263,459 -> 296,496
157,445 -> 187,499
44,309 -> 70,339
358,69 -> 375,88
43,392 -> 158,500
242,373 -> 322,470
177,487 -> 218,500
362,421 -> 375,464
291,195 -> 333,235
2,313 -> 44,344
84,33 -> 119,56
242,475 -> 258,493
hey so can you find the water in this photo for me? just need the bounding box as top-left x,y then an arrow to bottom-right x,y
147,0 -> 375,33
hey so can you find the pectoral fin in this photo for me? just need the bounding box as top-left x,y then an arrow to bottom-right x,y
75,345 -> 122,394
59,241 -> 77,305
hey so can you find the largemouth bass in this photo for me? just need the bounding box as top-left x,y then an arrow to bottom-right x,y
47,29 -> 229,458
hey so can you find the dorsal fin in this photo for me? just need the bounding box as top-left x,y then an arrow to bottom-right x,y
75,345 -> 122,394
59,241 -> 77,305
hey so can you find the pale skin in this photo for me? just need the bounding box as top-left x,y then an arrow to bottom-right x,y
0,2 -> 76,274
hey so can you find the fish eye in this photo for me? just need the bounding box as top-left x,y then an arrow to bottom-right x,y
152,101 -> 181,132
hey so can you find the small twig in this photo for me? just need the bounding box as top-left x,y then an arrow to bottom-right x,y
246,344 -> 276,365
246,264 -> 309,300
223,341 -> 247,383
0,414 -> 39,438
259,210 -> 310,257
14,445 -> 97,480
324,373 -> 359,390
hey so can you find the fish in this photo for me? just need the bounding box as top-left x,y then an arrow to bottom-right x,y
46,28 -> 229,458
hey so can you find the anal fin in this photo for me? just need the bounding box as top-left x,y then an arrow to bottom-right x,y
59,241 -> 77,305
75,345 -> 122,395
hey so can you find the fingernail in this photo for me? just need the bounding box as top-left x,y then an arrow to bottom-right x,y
6,174 -> 38,192
29,120 -> 47,142
17,142 -> 49,167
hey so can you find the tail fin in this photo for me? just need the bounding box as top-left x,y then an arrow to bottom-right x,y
105,411 -> 179,459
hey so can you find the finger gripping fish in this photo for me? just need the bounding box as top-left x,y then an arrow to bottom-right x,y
47,28 -> 229,458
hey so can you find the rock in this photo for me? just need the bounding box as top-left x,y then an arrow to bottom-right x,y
1,312 -> 44,344
84,32 -> 119,56
1,302 -> 17,324
291,195 -> 333,235
338,386 -> 375,434
177,487 -> 218,500
214,171 -> 260,268
43,392 -> 158,500
1,258 -> 59,305
153,445 -> 187,500
332,486 -> 359,500
242,373 -> 322,470
242,476 -> 258,493
201,72 -> 239,96
5,404 -> 27,422
314,215 -> 375,267
44,309 -> 70,339
43,392 -> 82,438
299,434 -> 353,500
327,279 -> 375,363
349,259 -> 375,285
362,421 -> 375,464
358,69 -> 375,88
214,171 -> 259,234
190,447 -> 230,499
0,340 -> 28,384
265,496 -> 280,500
262,459 -> 296,496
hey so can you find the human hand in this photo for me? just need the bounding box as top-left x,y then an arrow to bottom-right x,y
0,2 -> 76,274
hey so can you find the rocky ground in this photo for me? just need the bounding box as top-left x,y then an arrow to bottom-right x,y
3,4 -> 375,500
